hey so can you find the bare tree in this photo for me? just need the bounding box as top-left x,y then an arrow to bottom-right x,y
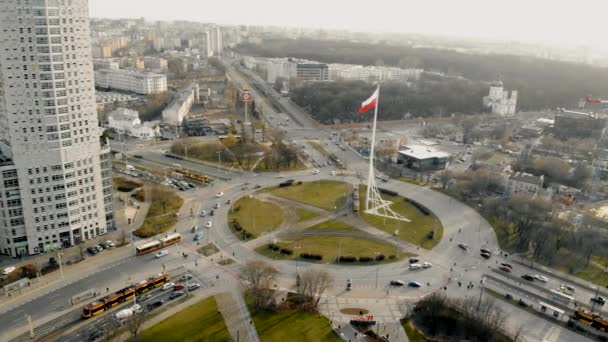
297,268 -> 334,308
126,310 -> 146,342
440,170 -> 451,189
241,260 -> 280,309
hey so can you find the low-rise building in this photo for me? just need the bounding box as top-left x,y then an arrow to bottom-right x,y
95,68 -> 167,95
397,145 -> 450,171
483,81 -> 517,116
183,114 -> 213,136
507,172 -> 544,196
107,108 -> 160,139
553,109 -> 607,139
162,83 -> 200,125
296,63 -> 329,81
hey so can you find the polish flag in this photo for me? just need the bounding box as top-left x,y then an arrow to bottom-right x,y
586,97 -> 607,104
358,87 -> 379,114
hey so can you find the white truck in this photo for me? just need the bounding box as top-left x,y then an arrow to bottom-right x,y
115,304 -> 142,322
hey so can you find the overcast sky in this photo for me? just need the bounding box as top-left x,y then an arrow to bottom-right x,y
90,0 -> 605,48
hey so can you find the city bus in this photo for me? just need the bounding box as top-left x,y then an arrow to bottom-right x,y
161,233 -> 181,247
135,240 -> 161,256
550,289 -> 575,304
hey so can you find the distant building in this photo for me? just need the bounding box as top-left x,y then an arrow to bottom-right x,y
162,83 -> 200,125
107,108 -> 160,139
397,145 -> 450,171
483,81 -> 517,116
95,69 -> 167,95
183,115 -> 213,136
267,59 -> 297,83
297,63 -> 329,81
328,64 -> 423,83
93,59 -> 120,70
507,172 -> 544,196
553,109 -> 607,139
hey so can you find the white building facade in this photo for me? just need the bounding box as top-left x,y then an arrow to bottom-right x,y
0,0 -> 113,256
107,108 -> 159,139
506,172 -> 544,196
95,68 -> 167,95
267,59 -> 297,83
483,81 -> 517,116
162,83 -> 200,125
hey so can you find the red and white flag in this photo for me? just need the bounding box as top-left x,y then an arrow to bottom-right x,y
358,87 -> 379,114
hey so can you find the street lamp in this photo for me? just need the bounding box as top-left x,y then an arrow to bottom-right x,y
57,250 -> 64,279
217,151 -> 223,172
374,251 -> 380,288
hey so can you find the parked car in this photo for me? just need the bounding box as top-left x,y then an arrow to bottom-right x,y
480,248 -> 491,254
422,262 -> 433,269
312,169 -> 320,175
214,203 -> 220,209
205,221 -> 213,228
500,263 -> 513,270
99,241 -> 111,249
209,210 -> 215,216
390,280 -> 405,286
408,281 -> 422,288
95,245 -> 103,252
173,284 -> 185,291
458,243 -> 469,251
499,265 -> 512,273
200,210 -> 207,217
480,252 -> 491,259
560,284 -> 575,293
409,263 -> 422,270
87,246 -> 99,255
188,283 -> 201,291
155,250 -> 169,258
169,291 -> 185,299
521,274 -> 535,281
180,274 -> 194,282
193,233 -> 202,241
216,192 -> 224,198
161,282 -> 175,291
89,330 -> 104,341
192,225 -> 199,233
408,258 -> 419,264
534,275 -> 549,283
2,266 -> 16,275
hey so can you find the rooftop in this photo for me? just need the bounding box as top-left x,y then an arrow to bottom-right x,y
398,145 -> 450,160
509,172 -> 543,185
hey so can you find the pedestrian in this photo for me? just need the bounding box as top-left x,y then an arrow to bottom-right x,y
458,228 -> 461,233
450,237 -> 452,242
458,281 -> 462,287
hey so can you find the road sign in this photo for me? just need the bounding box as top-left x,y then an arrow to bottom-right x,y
242,92 -> 252,102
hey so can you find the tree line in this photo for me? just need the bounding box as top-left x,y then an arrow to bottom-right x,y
290,77 -> 488,124
236,38 -> 608,110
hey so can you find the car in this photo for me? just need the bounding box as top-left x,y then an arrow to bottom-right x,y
200,210 -> 207,217
192,225 -> 199,233
500,263 -> 513,269
409,263 -> 422,270
205,221 -> 213,228
521,274 -> 535,281
591,296 -> 605,305
480,252 -> 491,259
408,281 -> 422,288
161,282 -> 175,291
390,280 -> 405,286
95,245 -> 103,252
188,283 -> 201,291
147,300 -> 164,310
209,210 -> 215,216
193,233 -> 202,241
105,240 -> 116,248
408,258 -> 419,264
155,250 -> 169,258
346,278 -> 352,291
169,291 -> 185,299
180,274 -> 194,282
87,246 -> 99,255
173,284 -> 185,291
226,199 -> 232,205
2,266 -> 16,275
214,203 -> 220,209
254,185 -> 262,189
89,330 -> 104,341
480,248 -> 491,254
499,265 -> 512,273
458,243 -> 469,251
534,275 -> 549,282
241,186 -> 248,190
330,171 -> 336,176
312,169 -> 320,175
560,284 -> 575,293
422,262 -> 433,269
99,241 -> 111,249
216,192 -> 224,198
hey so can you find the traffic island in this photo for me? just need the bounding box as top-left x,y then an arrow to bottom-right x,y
261,180 -> 350,211
227,196 -> 286,240
132,185 -> 184,238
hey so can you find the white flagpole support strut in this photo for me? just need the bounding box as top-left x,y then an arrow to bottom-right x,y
364,85 -> 410,223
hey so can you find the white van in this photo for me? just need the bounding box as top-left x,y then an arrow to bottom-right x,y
155,250 -> 168,258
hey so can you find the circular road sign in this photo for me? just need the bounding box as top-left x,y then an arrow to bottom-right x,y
242,92 -> 252,102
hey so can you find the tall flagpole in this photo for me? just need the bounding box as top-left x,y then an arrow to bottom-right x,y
366,85 -> 380,211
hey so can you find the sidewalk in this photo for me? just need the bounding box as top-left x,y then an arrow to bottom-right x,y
216,289 -> 261,342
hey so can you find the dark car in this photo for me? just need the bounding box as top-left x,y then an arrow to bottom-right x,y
480,248 -> 491,254
408,281 -> 422,288
458,243 -> 469,251
408,258 -> 419,264
209,210 -> 215,216
89,330 -> 104,341
180,274 -> 194,282
147,300 -> 164,310
480,252 -> 491,259
169,290 -> 185,299
87,246 -> 99,255
499,265 -> 512,273
521,274 -> 535,281
591,296 -> 605,305
254,185 -> 262,189
500,263 -> 513,269
133,155 -> 143,159
390,280 -> 405,286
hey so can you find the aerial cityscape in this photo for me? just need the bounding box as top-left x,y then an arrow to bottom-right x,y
1,0 -> 608,341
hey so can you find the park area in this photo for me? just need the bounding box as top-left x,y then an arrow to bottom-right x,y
246,295 -> 340,342
295,207 -> 319,222
228,196 -> 286,237
263,180 -> 350,211
133,185 -> 184,238
140,296 -> 231,342
359,186 -> 443,249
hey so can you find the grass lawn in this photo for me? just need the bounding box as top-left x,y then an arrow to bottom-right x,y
574,261 -> 608,288
264,180 -> 350,211
246,295 -> 339,342
359,186 -> 443,250
307,219 -> 356,231
401,319 -> 429,342
256,235 -> 406,263
140,296 -> 231,342
113,177 -> 142,192
295,207 -> 319,222
228,196 -> 285,236
198,243 -> 220,256
134,185 -> 184,238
